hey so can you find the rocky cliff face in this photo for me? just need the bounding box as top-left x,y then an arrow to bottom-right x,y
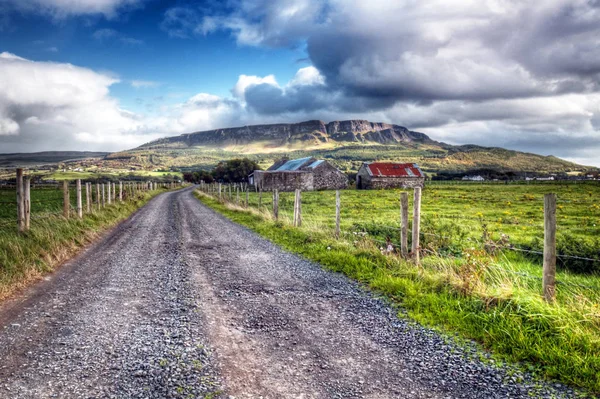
141,120 -> 432,148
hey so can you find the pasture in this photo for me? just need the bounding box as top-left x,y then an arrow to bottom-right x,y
198,181 -> 600,393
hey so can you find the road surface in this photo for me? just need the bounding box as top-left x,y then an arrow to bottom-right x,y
0,187 -> 576,398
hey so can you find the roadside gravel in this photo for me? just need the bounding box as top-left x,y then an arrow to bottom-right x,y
0,187 -> 581,398
182,189 -> 579,399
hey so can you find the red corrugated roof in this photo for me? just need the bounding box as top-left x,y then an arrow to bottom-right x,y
366,163 -> 424,178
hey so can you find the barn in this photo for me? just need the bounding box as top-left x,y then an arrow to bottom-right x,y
250,157 -> 348,192
356,162 -> 425,189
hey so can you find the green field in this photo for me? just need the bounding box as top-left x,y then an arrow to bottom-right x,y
197,182 -> 600,394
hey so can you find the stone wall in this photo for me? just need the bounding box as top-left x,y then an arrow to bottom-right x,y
312,163 -> 348,190
253,171 -> 313,192
366,177 -> 425,189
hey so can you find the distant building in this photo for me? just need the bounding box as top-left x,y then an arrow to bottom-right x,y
250,156 -> 348,192
526,176 -> 555,181
462,175 -> 485,181
356,162 -> 425,189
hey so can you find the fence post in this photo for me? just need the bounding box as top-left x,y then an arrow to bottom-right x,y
108,182 -> 112,205
63,181 -> 70,218
24,177 -> 30,231
236,186 -> 240,205
76,179 -> 83,218
411,187 -> 422,264
119,181 -> 123,202
273,189 -> 279,220
293,189 -> 302,227
245,188 -> 249,208
102,183 -> 106,208
335,190 -> 341,239
401,192 -> 409,256
16,168 -> 25,232
85,183 -> 90,213
218,183 -> 222,201
543,193 -> 557,302
112,182 -> 116,202
258,189 -> 262,209
96,183 -> 100,210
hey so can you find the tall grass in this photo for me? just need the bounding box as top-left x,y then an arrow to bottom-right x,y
0,189 -> 166,301
196,191 -> 600,395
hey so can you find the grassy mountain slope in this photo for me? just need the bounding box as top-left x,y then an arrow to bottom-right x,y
108,118 -> 591,175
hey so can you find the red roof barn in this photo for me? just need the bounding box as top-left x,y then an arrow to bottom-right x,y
356,162 -> 425,189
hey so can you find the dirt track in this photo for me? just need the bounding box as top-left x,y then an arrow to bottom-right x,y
0,187 -> 576,398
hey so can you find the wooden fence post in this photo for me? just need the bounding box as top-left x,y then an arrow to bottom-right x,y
258,189 -> 262,209
85,183 -> 90,213
102,183 -> 106,208
76,179 -> 83,218
119,181 -> 123,202
411,187 -> 422,264
112,182 -> 116,202
400,192 -> 409,256
96,183 -> 100,210
218,183 -> 222,201
245,188 -> 249,208
24,177 -> 30,231
17,168 -> 25,231
16,168 -> 25,232
273,189 -> 279,220
236,186 -> 240,205
543,193 -> 557,302
63,180 -> 70,219
293,189 -> 302,227
335,190 -> 341,239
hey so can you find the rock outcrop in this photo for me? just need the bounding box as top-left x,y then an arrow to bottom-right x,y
140,120 -> 433,149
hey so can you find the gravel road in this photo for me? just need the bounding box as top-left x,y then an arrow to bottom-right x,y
0,187 -> 579,398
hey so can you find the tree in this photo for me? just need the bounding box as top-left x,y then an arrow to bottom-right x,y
212,158 -> 260,183
183,170 -> 215,184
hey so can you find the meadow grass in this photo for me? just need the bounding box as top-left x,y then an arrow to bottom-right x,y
0,188 -> 168,301
195,186 -> 600,395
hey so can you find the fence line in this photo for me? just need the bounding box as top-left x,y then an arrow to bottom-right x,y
199,182 -> 600,301
0,169 -> 184,232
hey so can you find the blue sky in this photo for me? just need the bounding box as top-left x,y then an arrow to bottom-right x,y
0,0 -> 600,167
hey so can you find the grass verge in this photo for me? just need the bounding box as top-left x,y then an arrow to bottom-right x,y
0,189 -> 168,301
195,191 -> 599,396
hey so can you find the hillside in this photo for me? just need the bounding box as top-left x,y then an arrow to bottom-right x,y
0,151 -> 109,167
111,120 -> 592,176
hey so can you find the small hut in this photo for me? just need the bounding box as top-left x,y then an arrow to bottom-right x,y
356,162 -> 425,189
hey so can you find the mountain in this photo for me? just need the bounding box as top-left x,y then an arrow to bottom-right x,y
110,120 -> 594,176
0,151 -> 109,167
139,120 -> 433,149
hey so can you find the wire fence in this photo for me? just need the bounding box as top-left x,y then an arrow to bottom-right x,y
1,173 -> 183,232
198,182 -> 600,299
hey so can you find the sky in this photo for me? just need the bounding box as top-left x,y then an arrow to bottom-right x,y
0,0 -> 600,167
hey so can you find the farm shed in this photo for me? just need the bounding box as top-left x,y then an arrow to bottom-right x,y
250,156 -> 348,192
356,162 -> 425,189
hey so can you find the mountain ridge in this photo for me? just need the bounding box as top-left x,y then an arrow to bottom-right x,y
139,119 -> 434,148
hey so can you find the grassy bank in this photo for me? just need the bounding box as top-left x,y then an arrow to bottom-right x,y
195,190 -> 599,395
0,189 -> 168,301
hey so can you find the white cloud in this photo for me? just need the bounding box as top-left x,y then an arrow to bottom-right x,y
130,80 -> 160,89
288,66 -> 325,87
231,74 -> 278,101
4,0 -> 143,18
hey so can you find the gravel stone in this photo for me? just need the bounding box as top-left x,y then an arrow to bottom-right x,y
0,187 -> 583,398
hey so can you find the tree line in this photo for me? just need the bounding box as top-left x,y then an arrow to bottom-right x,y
183,158 -> 260,184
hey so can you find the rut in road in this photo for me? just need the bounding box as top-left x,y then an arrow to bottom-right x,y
0,187 -> 577,398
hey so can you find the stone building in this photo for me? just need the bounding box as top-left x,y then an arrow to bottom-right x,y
250,157 -> 348,191
356,162 -> 425,189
